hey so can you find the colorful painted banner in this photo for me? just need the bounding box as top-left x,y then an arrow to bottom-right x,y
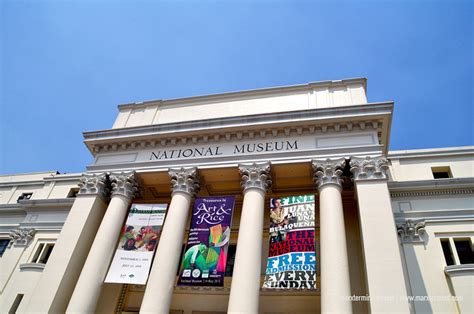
178,196 -> 235,286
105,203 -> 167,285
263,194 -> 317,289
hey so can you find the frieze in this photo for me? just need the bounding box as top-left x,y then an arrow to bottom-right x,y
149,140 -> 298,161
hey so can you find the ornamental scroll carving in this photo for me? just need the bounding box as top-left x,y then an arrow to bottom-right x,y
239,162 -> 272,192
397,220 -> 426,243
168,167 -> 201,197
312,158 -> 346,190
9,228 -> 36,246
350,156 -> 390,181
110,172 -> 140,200
77,173 -> 109,200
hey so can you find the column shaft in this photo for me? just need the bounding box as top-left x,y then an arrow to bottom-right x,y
228,188 -> 265,313
66,194 -> 131,313
319,184 -> 352,313
312,158 -> 352,314
140,167 -> 200,314
228,162 -> 271,314
351,156 -> 410,313
140,192 -> 192,314
24,173 -> 109,313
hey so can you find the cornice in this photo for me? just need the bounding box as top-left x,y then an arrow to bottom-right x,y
388,146 -> 474,159
0,174 -> 80,188
117,78 -> 367,110
394,209 -> 474,222
0,180 -> 44,188
389,178 -> 474,198
84,102 -> 392,156
18,198 -> 75,209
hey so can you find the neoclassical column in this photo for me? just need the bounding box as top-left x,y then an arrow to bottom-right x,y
140,168 -> 200,314
24,173 -> 110,313
312,158 -> 352,314
350,156 -> 410,313
67,172 -> 139,313
228,162 -> 271,314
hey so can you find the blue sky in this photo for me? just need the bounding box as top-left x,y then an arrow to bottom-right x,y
1,0 -> 472,174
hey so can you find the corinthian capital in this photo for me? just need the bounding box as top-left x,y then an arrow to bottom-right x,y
350,156 -> 389,181
109,171 -> 140,200
169,167 -> 200,197
311,158 -> 346,190
397,220 -> 426,243
239,162 -> 272,192
78,173 -> 109,200
9,228 -> 36,246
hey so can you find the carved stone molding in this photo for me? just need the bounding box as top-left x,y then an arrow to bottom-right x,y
77,173 -> 109,200
169,167 -> 201,197
391,188 -> 474,198
350,156 -> 389,181
9,228 -> 36,246
311,158 -> 346,190
109,171 -> 140,200
239,162 -> 272,192
397,220 -> 426,243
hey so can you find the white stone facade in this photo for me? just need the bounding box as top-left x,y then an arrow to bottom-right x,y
0,78 -> 472,313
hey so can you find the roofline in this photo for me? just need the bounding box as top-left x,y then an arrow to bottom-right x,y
0,170 -> 59,178
117,77 -> 367,110
388,146 -> 474,159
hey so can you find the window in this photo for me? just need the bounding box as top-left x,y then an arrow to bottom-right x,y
454,239 -> 474,264
0,239 -> 10,257
67,188 -> 79,198
31,242 -> 55,264
9,294 -> 23,314
440,239 -> 455,266
440,237 -> 474,266
431,166 -> 452,179
17,193 -> 32,202
225,244 -> 237,277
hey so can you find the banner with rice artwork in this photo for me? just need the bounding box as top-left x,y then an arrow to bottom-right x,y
105,203 -> 167,284
263,194 -> 317,289
178,196 -> 235,286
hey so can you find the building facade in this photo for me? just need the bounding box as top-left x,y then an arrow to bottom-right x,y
0,78 -> 472,313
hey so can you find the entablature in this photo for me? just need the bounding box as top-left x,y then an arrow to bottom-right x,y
84,102 -> 392,172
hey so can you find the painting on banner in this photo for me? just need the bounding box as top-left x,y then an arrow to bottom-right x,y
104,203 -> 167,285
178,196 -> 235,286
263,194 -> 317,289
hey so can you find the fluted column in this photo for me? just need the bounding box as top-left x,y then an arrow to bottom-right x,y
67,172 -> 139,313
140,168 -> 200,314
350,156 -> 410,313
228,162 -> 271,314
312,158 -> 352,314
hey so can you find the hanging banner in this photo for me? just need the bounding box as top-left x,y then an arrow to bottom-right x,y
263,194 -> 317,289
178,196 -> 235,286
105,203 -> 167,285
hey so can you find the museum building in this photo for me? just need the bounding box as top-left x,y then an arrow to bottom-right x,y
0,78 -> 473,313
